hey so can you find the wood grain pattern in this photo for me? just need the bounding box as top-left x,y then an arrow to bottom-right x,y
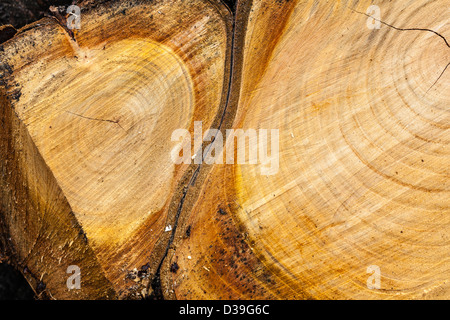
0,0 -> 448,300
169,0 -> 449,300
1,0 -> 231,299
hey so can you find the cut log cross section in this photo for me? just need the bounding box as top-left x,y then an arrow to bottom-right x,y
0,0 -> 449,299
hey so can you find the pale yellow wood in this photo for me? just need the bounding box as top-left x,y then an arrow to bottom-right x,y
0,0 -> 230,299
1,0 -> 448,300
171,0 -> 449,300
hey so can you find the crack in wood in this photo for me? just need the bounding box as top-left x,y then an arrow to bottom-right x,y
66,111 -> 126,131
349,7 -> 450,48
350,6 -> 449,96
148,0 -> 241,300
427,62 -> 450,93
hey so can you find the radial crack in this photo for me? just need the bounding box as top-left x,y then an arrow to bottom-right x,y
427,62 -> 450,93
66,111 -> 126,131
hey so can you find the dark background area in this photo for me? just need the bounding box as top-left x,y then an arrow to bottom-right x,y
0,0 -> 73,29
0,263 -> 35,300
0,0 -> 236,29
0,0 -> 236,300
